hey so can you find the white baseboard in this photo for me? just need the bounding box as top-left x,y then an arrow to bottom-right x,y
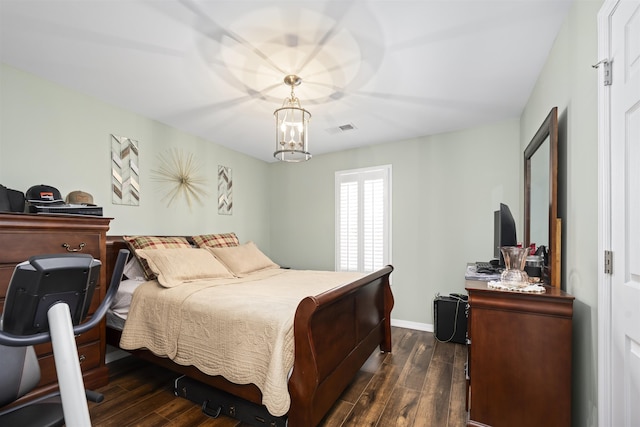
391,318 -> 433,332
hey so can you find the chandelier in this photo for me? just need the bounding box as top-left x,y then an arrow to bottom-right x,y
274,75 -> 311,162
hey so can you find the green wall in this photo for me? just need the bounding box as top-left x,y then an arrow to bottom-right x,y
520,1 -> 602,425
0,64 -> 272,248
269,119 -> 521,326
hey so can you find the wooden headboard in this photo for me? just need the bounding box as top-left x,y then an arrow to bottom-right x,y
106,236 -> 129,288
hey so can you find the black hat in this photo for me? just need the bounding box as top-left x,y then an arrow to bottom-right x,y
26,184 -> 64,205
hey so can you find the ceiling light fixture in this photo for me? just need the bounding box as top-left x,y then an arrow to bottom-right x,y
274,75 -> 311,162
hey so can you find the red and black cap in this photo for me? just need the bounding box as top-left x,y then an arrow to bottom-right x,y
26,184 -> 65,205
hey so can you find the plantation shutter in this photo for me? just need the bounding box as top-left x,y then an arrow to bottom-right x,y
336,165 -> 391,273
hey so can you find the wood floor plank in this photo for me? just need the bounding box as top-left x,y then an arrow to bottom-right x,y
448,362 -> 468,427
431,340 -> 457,365
125,412 -> 170,426
99,387 -> 176,427
115,364 -> 172,391
338,369 -> 374,404
89,327 -> 468,427
89,374 -> 173,421
155,394 -> 201,420
454,342 -> 467,361
397,332 -> 435,391
376,385 -> 420,427
360,348 -> 389,373
319,399 -> 355,426
385,328 -> 421,368
165,405 -> 238,427
447,343 -> 469,427
413,359 -> 454,427
341,362 -> 400,426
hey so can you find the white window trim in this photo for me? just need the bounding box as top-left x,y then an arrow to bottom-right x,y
335,164 -> 392,272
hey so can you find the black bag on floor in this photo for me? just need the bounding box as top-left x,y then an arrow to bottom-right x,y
174,375 -> 287,427
434,293 -> 468,344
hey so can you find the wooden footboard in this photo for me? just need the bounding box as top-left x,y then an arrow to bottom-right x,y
289,265 -> 394,426
105,236 -> 394,426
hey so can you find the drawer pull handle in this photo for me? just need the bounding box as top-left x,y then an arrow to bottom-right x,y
62,242 -> 86,252
79,354 -> 86,364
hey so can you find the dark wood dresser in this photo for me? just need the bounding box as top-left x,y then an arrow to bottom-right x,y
0,212 -> 112,402
465,280 -> 574,427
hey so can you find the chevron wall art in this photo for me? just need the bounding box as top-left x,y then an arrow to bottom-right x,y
111,134 -> 140,206
218,165 -> 232,215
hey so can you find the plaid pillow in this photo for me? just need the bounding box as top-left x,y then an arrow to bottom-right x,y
191,233 -> 239,249
123,236 -> 192,280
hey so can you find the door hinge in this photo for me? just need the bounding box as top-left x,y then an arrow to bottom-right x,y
604,250 -> 613,274
592,60 -> 612,86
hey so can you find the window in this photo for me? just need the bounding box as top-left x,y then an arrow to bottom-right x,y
335,165 -> 391,272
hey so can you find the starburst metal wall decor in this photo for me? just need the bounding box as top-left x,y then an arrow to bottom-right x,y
151,148 -> 208,209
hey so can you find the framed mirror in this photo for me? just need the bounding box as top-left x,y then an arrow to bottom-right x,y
524,107 -> 561,287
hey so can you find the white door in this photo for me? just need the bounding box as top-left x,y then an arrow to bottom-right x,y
598,1 -> 640,426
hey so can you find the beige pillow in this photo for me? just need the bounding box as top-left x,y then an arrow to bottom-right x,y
123,236 -> 192,280
207,241 -> 279,276
136,248 -> 234,288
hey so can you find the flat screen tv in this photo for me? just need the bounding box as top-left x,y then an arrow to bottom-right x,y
494,203 -> 518,266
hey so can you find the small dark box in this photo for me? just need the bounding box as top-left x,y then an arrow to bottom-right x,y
434,294 -> 468,344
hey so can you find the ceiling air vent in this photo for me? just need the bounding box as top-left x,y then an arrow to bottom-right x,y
325,123 -> 357,134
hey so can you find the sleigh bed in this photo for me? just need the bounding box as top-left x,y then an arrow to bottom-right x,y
104,235 -> 394,426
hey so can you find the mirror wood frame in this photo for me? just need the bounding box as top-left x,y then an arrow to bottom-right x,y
524,106 -> 561,287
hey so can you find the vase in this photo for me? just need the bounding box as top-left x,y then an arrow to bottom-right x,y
500,246 -> 529,287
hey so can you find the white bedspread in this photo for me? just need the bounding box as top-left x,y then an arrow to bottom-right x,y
119,268 -> 364,416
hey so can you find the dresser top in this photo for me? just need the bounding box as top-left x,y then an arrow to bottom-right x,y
465,279 -> 575,301
0,212 -> 112,230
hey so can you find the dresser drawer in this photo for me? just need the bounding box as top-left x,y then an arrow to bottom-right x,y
0,213 -> 112,400
37,341 -> 102,387
0,232 -> 101,264
0,255 -> 102,314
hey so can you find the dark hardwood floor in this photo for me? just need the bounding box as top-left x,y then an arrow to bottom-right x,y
89,327 -> 468,426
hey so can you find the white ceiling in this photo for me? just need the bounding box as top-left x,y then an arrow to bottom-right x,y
0,0 -> 573,162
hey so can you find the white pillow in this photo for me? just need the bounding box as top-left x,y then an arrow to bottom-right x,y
111,278 -> 144,313
206,241 -> 279,277
122,257 -> 145,281
136,248 -> 234,288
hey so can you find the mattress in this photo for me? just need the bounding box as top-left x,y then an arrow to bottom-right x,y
106,277 -> 144,331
